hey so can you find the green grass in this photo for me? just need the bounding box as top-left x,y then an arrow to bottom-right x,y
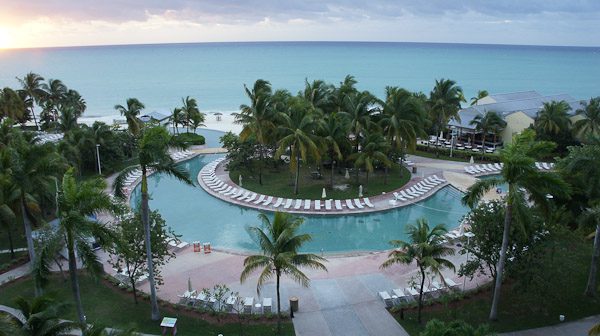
0,221 -> 26,260
0,274 -> 294,336
229,162 -> 411,199
415,145 -> 500,163
396,232 -> 600,335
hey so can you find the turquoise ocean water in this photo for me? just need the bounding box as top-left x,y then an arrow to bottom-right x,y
1,42 -> 599,118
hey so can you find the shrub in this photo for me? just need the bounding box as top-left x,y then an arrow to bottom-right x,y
174,132 -> 206,145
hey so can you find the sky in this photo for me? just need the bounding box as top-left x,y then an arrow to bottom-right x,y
0,0 -> 599,49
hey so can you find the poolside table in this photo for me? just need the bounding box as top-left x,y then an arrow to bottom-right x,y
160,317 -> 177,335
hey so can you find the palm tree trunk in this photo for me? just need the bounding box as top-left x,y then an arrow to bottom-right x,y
67,231 -> 86,324
489,196 -> 513,321
585,223 -> 600,297
21,197 -> 41,297
258,145 -> 263,185
131,277 -> 139,304
294,151 -> 300,195
418,266 -> 425,324
7,229 -> 15,259
141,171 -> 160,321
365,171 -> 369,193
31,107 -> 40,130
330,157 -> 335,189
276,270 -> 282,335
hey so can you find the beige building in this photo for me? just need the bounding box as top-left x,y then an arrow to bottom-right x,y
449,91 -> 584,145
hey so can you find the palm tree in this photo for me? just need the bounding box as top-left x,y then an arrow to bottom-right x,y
462,130 -> 570,321
170,107 -> 183,135
380,86 -> 427,159
318,113 -> 348,188
13,295 -> 76,336
0,313 -> 21,336
188,110 -> 205,134
380,218 -> 455,324
40,79 -> 67,130
240,212 -> 327,332
332,75 -> 358,112
534,100 -> 572,136
348,132 -> 391,191
113,125 -> 192,321
574,97 -> 600,141
114,98 -> 144,136
470,90 -> 489,106
9,133 -> 65,296
303,79 -> 334,114
0,152 -> 19,259
469,111 -> 506,153
234,79 -> 275,185
180,96 -> 201,133
57,105 -> 79,133
428,79 -> 464,155
0,87 -> 25,122
45,168 -> 117,323
275,97 -> 321,195
17,72 -> 47,130
339,91 -> 377,153
580,205 -> 600,297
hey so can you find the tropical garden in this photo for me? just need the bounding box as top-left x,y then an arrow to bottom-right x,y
1,70 -> 600,336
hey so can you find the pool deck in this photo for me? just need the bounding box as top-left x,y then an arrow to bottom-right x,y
196,155 -> 482,215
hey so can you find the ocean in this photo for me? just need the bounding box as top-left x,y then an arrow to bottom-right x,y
0,41 -> 599,120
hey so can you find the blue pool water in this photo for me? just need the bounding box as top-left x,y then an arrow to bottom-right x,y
130,154 -> 469,253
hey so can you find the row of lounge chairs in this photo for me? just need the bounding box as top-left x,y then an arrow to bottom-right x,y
465,162 -> 555,175
392,175 -> 446,202
170,149 -> 195,161
200,158 -> 376,211
178,290 -> 272,314
378,278 -> 460,307
35,132 -> 63,144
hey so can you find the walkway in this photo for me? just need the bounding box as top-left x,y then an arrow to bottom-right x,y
501,314 -> 600,336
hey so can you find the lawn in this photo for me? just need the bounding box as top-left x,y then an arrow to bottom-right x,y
396,231 -> 600,335
0,274 -> 294,336
229,161 -> 411,199
0,220 -> 27,267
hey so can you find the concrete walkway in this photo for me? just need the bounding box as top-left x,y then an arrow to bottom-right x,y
0,262 -> 31,286
501,314 -> 600,336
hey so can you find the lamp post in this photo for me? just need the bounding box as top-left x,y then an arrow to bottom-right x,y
450,126 -> 457,158
96,144 -> 102,175
462,231 -> 475,291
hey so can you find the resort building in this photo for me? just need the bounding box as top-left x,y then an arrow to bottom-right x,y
449,91 -> 584,145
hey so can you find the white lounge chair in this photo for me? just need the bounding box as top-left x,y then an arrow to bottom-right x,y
263,298 -> 272,313
262,196 -> 273,206
272,197 -> 284,208
219,186 -> 232,194
214,184 -> 228,192
245,192 -> 257,202
224,188 -> 238,196
405,287 -> 419,297
284,199 -> 293,209
243,297 -> 254,314
426,177 -> 440,185
494,163 -> 503,170
444,278 -> 459,290
363,198 -> 374,208
407,187 -> 422,197
325,199 -> 332,210
294,199 -> 302,210
253,194 -> 266,204
421,180 -> 436,188
542,162 -> 551,170
400,190 -> 414,199
393,192 -> 406,201
345,199 -> 355,209
315,200 -> 321,210
378,291 -> 393,308
353,198 -> 364,209
236,191 -> 250,200
304,199 -> 311,210
432,175 -> 446,183
392,289 -> 408,303
231,190 -> 244,198
335,200 -> 343,210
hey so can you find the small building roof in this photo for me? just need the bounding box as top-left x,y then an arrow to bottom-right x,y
143,111 -> 170,122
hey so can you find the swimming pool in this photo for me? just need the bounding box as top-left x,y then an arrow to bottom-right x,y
130,154 -> 470,253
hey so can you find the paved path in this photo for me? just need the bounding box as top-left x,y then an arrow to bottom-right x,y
0,248 -> 27,254
0,262 -> 31,286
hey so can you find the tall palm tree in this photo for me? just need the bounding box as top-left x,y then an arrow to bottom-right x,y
240,212 -> 327,332
318,113 -> 348,188
574,97 -> 600,141
114,98 -> 144,136
188,110 -> 205,133
9,132 -> 65,296
62,89 -> 86,119
113,126 -> 192,321
470,90 -> 489,106
40,79 -> 67,130
13,295 -> 77,336
43,168 -> 116,323
534,100 -> 572,136
339,91 -> 377,153
380,86 -> 427,158
170,107 -> 183,135
348,132 -> 391,191
57,105 -> 79,133
0,151 -> 19,259
303,79 -> 334,114
428,79 -> 464,154
17,72 -> 46,130
234,79 -> 275,185
462,130 -> 570,321
180,96 -> 201,133
469,111 -> 506,150
275,97 -> 321,195
332,75 -> 358,112
380,218 -> 455,324
581,205 -> 600,297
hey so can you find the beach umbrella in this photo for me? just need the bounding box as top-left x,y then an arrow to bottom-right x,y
469,156 -> 474,164
322,188 -> 327,199
188,276 -> 193,292
239,174 -> 243,187
345,169 -> 350,180
358,185 -> 363,197
214,112 -> 223,121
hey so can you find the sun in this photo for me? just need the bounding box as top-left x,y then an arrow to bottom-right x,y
0,27 -> 12,49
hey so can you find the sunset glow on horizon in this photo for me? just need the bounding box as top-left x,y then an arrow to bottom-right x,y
1,1 -> 599,49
